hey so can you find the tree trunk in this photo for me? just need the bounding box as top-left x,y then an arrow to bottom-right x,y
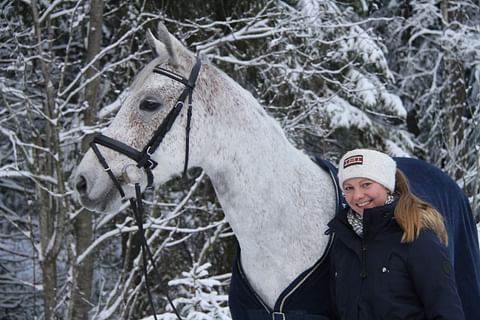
68,1 -> 104,319
30,0 -> 68,318
37,174 -> 58,320
440,0 -> 468,180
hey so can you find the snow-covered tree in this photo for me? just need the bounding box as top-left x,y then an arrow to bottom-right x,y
154,262 -> 231,320
176,0 -> 410,159
360,0 -> 480,217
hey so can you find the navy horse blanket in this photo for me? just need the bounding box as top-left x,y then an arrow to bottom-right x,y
228,157 -> 480,320
396,157 -> 480,320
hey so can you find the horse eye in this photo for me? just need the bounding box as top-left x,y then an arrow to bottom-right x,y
139,99 -> 162,111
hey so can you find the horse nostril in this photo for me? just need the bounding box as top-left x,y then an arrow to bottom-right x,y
76,175 -> 88,195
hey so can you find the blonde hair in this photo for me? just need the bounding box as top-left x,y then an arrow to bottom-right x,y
394,170 -> 448,245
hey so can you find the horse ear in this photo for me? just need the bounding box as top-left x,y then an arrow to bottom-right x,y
146,23 -> 177,64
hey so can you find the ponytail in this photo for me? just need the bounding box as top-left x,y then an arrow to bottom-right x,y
394,170 -> 448,245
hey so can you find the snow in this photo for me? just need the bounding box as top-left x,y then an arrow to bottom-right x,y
385,140 -> 412,157
139,263 -> 231,320
349,69 -> 377,107
381,92 -> 406,118
324,95 -> 372,129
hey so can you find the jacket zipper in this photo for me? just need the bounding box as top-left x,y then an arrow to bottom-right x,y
360,238 -> 367,278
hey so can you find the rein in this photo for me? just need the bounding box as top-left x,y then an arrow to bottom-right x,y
90,58 -> 202,320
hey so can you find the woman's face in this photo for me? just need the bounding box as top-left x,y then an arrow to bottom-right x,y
342,178 -> 389,215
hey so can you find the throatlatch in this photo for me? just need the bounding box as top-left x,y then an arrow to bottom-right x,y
89,58 -> 202,320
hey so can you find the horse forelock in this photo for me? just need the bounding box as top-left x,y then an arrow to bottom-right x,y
130,57 -> 166,91
130,49 -> 196,92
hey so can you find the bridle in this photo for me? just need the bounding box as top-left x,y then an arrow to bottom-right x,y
91,58 -> 202,195
89,58 -> 202,320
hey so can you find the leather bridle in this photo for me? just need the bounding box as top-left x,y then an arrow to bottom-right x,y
89,58 -> 202,320
90,58 -> 202,196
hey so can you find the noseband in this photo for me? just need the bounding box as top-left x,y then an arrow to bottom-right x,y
89,58 -> 202,320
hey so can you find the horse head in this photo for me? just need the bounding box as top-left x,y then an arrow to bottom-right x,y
74,23 -> 207,213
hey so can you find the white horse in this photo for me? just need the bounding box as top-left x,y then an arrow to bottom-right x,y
75,23 -> 336,310
74,24 -> 480,319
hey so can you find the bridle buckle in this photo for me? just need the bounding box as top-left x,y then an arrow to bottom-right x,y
175,100 -> 184,109
146,159 -> 158,170
146,146 -> 154,156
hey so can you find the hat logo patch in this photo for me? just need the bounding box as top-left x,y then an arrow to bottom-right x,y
343,155 -> 363,168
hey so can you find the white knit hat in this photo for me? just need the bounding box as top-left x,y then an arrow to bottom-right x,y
338,149 -> 397,192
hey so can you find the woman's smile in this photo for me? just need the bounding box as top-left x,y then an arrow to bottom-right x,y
343,178 -> 389,215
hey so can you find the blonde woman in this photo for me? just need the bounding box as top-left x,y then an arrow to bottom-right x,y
328,149 -> 464,320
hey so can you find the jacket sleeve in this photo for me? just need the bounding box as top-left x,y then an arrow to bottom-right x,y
408,230 -> 465,320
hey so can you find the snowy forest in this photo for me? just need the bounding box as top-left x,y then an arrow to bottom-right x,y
1,0 -> 479,319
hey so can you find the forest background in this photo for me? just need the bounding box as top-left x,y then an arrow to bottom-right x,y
1,0 -> 479,319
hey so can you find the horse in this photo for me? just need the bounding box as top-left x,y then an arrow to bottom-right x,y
74,23 -> 480,319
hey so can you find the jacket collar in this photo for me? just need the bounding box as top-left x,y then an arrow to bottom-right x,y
361,202 -> 397,238
329,201 -> 399,240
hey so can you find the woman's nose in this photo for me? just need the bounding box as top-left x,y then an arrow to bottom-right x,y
351,189 -> 364,200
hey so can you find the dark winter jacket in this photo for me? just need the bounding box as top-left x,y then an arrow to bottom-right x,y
328,202 -> 465,320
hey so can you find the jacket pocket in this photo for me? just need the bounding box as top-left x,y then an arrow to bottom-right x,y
386,253 -> 414,299
384,252 -> 422,319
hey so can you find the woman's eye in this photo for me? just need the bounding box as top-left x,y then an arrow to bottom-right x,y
140,99 -> 162,111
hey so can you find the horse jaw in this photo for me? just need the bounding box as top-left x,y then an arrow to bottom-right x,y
74,153 -> 120,213
74,150 -> 183,214
74,147 -> 152,214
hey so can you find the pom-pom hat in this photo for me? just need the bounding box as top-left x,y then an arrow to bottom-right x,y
338,149 -> 397,192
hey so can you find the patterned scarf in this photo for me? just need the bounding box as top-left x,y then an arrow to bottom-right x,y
347,209 -> 364,237
347,194 -> 396,238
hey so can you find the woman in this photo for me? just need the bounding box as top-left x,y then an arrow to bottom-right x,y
328,149 -> 464,320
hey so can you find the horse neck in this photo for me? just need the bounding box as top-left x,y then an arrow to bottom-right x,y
193,65 -> 337,306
